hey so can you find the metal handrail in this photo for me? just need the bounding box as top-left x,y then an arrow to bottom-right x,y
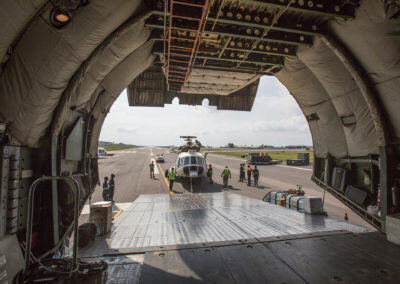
24,176 -> 80,274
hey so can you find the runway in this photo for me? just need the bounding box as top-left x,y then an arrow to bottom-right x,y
88,147 -> 372,228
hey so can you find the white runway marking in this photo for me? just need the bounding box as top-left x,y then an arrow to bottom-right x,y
277,165 -> 313,171
113,150 -> 136,154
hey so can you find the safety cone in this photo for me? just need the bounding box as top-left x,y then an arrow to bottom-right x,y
344,213 -> 348,221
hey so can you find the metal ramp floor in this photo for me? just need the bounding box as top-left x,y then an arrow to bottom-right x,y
79,192 -> 400,283
80,192 -> 371,257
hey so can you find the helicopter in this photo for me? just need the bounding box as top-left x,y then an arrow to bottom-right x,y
174,136 -> 207,179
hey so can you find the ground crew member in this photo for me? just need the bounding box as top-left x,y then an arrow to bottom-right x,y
207,165 -> 214,184
253,166 -> 259,187
108,174 -> 115,203
221,166 -> 231,188
242,163 -> 246,181
247,165 -> 252,186
169,167 -> 176,191
102,177 -> 109,201
239,163 -> 245,182
149,161 -> 155,179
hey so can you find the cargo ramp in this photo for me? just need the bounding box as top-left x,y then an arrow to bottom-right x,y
79,192 -> 400,283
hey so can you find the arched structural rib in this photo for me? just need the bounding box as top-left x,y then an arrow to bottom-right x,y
321,34 -> 389,147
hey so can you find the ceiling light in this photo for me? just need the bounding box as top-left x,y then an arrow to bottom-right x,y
55,13 -> 70,23
51,9 -> 72,28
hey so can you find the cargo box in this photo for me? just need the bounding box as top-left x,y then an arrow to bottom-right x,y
89,201 -> 113,235
303,196 -> 323,215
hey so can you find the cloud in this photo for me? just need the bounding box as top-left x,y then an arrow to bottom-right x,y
251,116 -> 309,133
257,76 -> 286,97
99,76 -> 312,146
117,127 -> 137,134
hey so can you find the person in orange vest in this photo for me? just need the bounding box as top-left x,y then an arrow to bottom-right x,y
247,165 -> 252,186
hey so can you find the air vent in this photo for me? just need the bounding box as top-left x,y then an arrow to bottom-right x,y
306,113 -> 319,122
341,114 -> 356,126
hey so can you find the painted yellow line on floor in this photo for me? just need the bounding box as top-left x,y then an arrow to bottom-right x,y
112,210 -> 123,220
157,162 -> 173,194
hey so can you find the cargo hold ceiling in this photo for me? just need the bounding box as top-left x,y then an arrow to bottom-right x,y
127,65 -> 259,111
127,0 -> 359,110
1,0 -> 398,157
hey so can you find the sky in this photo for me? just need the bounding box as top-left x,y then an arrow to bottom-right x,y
99,76 -> 312,147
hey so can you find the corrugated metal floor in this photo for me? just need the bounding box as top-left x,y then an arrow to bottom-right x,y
139,231 -> 400,284
85,255 -> 144,284
80,192 -> 371,257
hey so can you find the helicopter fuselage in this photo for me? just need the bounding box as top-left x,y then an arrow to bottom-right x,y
175,151 -> 207,178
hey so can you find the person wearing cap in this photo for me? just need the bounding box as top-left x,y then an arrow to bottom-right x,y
108,174 -> 116,202
169,167 -> 176,191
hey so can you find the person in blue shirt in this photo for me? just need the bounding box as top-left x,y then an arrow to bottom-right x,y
102,177 -> 109,201
108,174 -> 116,203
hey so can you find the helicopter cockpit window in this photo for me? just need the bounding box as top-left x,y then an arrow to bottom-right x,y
191,156 -> 197,165
184,157 -> 190,165
197,157 -> 204,165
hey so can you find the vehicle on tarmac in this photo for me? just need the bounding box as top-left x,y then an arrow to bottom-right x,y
98,147 -> 107,156
247,152 -> 282,165
286,153 -> 310,166
175,136 -> 207,178
156,154 -> 165,163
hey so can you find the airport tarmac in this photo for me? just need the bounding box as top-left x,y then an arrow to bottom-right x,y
86,147 -> 372,228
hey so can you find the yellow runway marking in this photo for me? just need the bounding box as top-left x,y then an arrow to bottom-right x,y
112,210 -> 123,220
157,162 -> 173,194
